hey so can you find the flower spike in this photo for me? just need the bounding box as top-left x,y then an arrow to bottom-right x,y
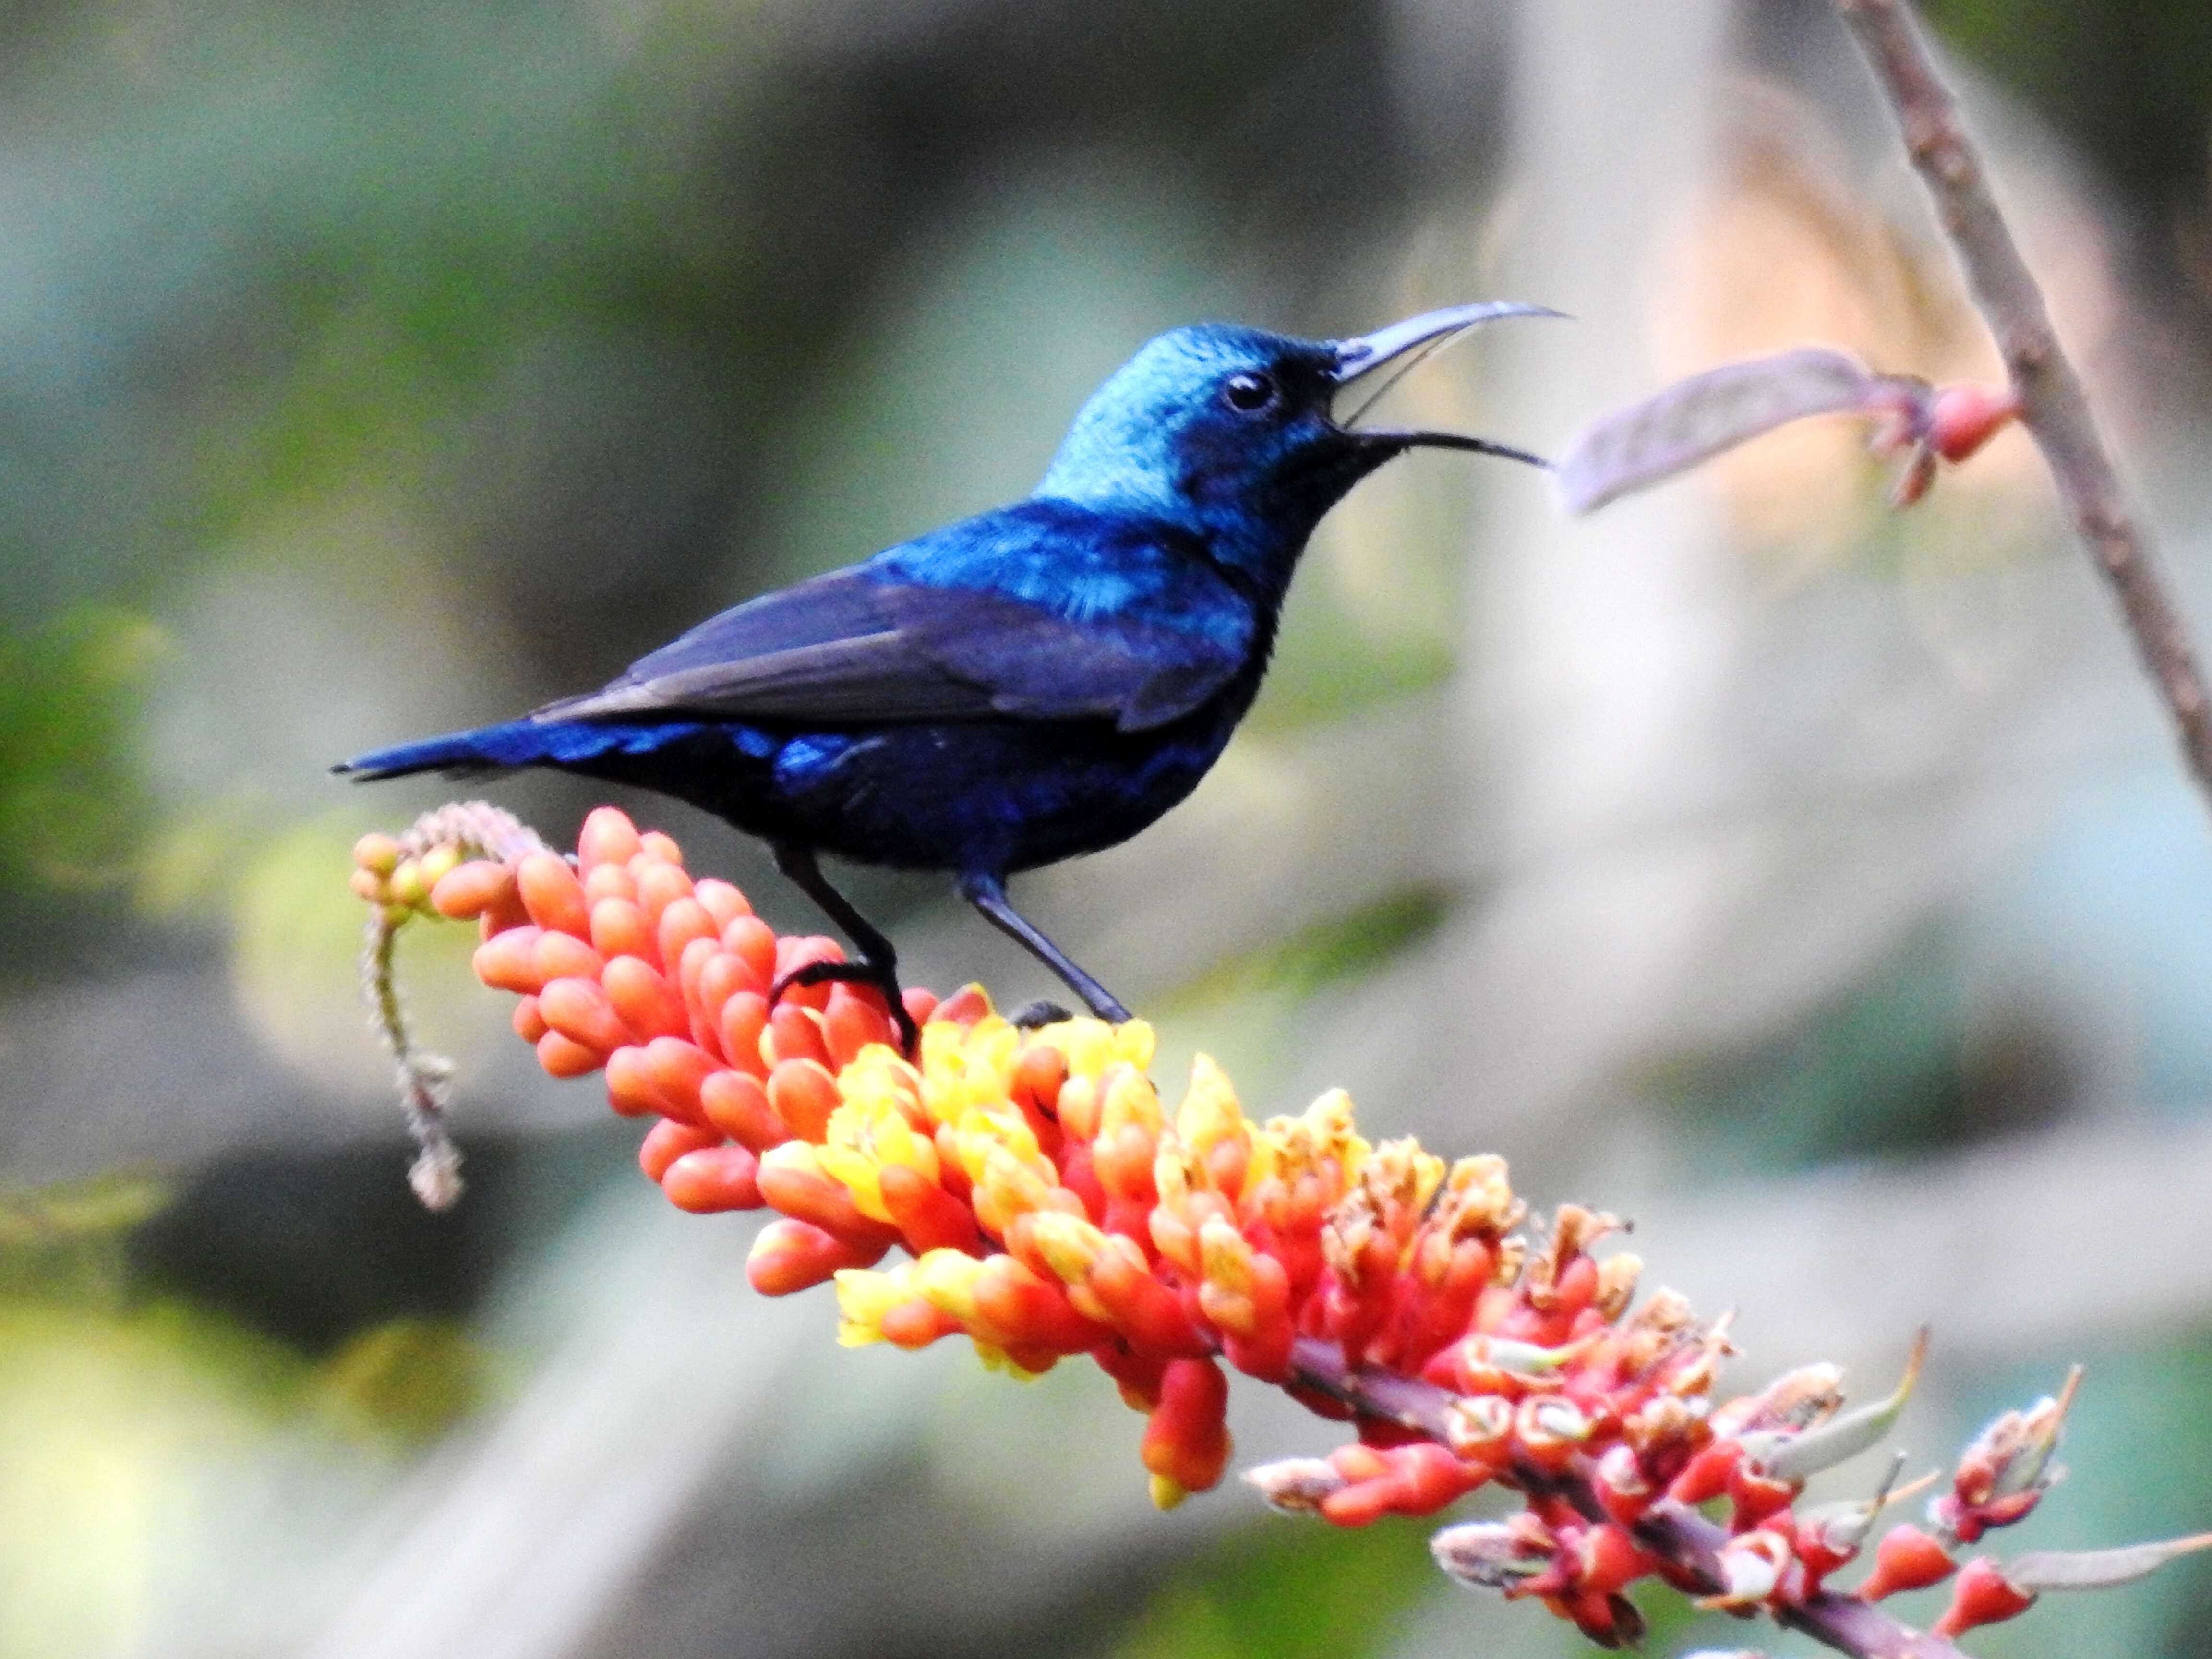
354,805 -> 2207,1659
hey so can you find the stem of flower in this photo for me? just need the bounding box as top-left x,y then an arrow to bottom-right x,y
1286,1335 -> 1969,1659
1832,0 -> 2212,817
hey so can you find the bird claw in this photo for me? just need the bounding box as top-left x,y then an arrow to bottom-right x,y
1005,999 -> 1074,1030
769,960 -> 921,1058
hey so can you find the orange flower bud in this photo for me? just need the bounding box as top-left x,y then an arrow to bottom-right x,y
880,1298 -> 963,1348
577,806 -> 643,872
1319,1442 -> 1488,1527
536,1030 -> 603,1078
901,986 -> 939,1031
722,914 -> 779,990
691,877 -> 750,929
1013,1045 -> 1069,1118
676,933 -> 719,1008
1092,1239 -> 1211,1358
642,1037 -> 717,1127
695,948 -> 763,1024
658,896 -> 719,974
478,872 -> 530,936
747,1218 -> 886,1296
771,938 -> 841,1010
582,861 -> 636,904
512,995 -> 548,1044
878,1162 -> 985,1255
602,956 -> 688,1042
767,1003 -> 832,1070
756,1143 -> 901,1250
768,1057 -> 841,1142
932,985 -> 991,1027
531,929 -> 605,985
637,829 -> 683,865
517,851 -> 589,938
430,859 -> 515,921
353,832 -> 401,876
539,976 -> 632,1055
719,992 -> 772,1081
473,926 -> 546,994
662,1146 -> 764,1213
634,857 -> 693,924
1091,1123 -> 1157,1206
605,1045 -> 667,1118
639,1119 -> 721,1182
971,1255 -> 1110,1354
589,896 -> 656,964
700,1069 -> 790,1153
823,985 -> 896,1070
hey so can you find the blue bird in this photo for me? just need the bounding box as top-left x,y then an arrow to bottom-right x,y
337,301 -> 1552,1048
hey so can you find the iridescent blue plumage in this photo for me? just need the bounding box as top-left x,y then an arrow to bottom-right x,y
338,303 -> 1552,1040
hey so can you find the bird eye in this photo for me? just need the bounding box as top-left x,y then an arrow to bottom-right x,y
1223,371 -> 1278,413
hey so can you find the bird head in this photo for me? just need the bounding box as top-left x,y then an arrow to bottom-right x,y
1035,301 -> 1554,583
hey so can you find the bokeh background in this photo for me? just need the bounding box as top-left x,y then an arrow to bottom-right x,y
5,0 -> 2212,1654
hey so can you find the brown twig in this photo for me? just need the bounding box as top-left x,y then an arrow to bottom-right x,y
1832,0 -> 2212,810
1286,1335 -> 1971,1659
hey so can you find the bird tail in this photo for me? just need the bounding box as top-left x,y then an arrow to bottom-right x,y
334,718 -> 721,781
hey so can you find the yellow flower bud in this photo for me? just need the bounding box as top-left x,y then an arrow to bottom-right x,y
352,833 -> 401,876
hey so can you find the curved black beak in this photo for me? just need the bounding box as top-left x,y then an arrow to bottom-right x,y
1329,300 -> 1562,468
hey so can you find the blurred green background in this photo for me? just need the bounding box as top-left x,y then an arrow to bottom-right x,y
5,0 -> 2212,1655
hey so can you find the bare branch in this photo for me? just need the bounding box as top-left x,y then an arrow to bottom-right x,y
1833,0 -> 2212,813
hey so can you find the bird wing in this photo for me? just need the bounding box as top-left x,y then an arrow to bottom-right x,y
532,514 -> 1251,734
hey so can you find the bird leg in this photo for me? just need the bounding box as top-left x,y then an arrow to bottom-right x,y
957,871 -> 1132,1023
769,842 -> 920,1055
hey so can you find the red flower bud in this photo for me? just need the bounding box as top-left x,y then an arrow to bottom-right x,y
1141,1356 -> 1231,1505
1933,1557 -> 2035,1638
1857,1523 -> 1958,1601
1927,384 -> 2021,464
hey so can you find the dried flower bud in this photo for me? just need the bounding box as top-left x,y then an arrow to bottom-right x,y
1935,1367 -> 2079,1544
1243,1457 -> 1346,1515
1431,1520 -> 1551,1591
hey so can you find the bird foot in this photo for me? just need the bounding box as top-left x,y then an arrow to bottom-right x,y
769,960 -> 921,1058
1005,999 -> 1074,1030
